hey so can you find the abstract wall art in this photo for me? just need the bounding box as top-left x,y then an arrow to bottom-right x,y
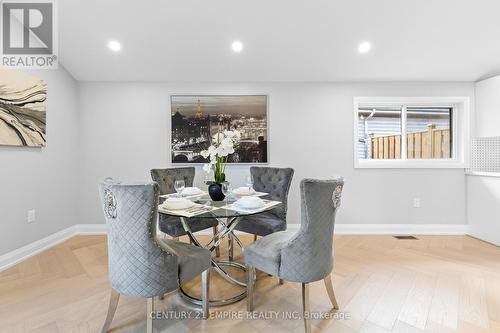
0,68 -> 47,147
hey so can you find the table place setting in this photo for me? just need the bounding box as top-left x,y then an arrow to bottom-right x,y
159,186 -> 207,200
158,196 -> 216,217
221,196 -> 281,214
231,186 -> 268,197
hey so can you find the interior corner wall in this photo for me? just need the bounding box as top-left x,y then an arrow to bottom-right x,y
77,81 -> 473,230
0,66 -> 80,255
467,75 -> 500,246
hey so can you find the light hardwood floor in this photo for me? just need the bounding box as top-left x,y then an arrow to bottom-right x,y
1,235 -> 500,333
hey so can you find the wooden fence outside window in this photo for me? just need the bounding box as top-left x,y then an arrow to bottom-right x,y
369,124 -> 451,159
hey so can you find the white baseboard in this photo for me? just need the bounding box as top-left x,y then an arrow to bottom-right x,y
229,223 -> 468,235
0,224 -> 106,272
0,223 -> 468,272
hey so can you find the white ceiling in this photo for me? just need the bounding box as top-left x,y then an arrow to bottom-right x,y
60,0 -> 500,82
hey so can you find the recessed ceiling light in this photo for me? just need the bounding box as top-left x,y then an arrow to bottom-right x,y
358,41 -> 371,54
108,40 -> 121,52
231,41 -> 243,53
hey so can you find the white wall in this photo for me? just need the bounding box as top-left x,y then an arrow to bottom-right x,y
78,82 -> 473,229
475,76 -> 500,137
0,67 -> 79,255
467,76 -> 500,245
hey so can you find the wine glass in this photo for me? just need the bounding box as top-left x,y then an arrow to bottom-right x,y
246,174 -> 253,192
221,181 -> 232,205
204,173 -> 211,185
174,179 -> 185,197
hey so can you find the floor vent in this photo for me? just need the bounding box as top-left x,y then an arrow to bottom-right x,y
393,235 -> 418,240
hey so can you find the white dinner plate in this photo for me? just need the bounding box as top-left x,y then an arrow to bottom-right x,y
233,187 -> 256,196
234,197 -> 265,209
182,187 -> 203,195
162,199 -> 195,210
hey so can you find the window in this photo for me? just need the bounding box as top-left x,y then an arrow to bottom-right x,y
406,107 -> 452,159
357,106 -> 402,160
354,97 -> 470,168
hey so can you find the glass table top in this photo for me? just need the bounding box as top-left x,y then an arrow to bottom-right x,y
158,195 -> 281,219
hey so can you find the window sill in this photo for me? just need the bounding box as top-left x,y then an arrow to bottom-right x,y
355,159 -> 466,169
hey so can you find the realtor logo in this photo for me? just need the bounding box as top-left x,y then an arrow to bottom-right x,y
1,0 -> 57,68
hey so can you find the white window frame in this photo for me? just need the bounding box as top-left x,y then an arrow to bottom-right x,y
353,96 -> 470,169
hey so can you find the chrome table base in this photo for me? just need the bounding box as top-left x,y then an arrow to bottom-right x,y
179,216 -> 247,306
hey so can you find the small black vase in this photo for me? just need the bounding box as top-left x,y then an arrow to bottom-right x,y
208,183 -> 225,201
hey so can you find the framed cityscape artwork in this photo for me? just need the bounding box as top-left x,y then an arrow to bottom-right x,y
171,95 -> 268,164
0,68 -> 47,147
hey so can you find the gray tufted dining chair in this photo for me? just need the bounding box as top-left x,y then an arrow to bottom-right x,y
230,166 -> 293,264
244,178 -> 344,333
98,179 -> 211,333
151,167 -> 221,255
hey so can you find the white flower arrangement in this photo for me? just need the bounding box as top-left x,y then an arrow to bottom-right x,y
200,129 -> 241,183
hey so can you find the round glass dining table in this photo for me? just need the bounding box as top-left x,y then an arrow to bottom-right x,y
158,197 -> 281,306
